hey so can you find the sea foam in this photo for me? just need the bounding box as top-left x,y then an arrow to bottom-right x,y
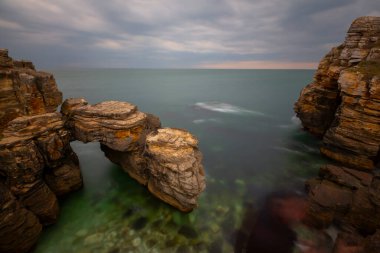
194,101 -> 265,116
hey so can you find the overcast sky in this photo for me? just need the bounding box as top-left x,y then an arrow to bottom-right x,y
0,0 -> 379,69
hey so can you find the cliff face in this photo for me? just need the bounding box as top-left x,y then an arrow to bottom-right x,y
0,49 -> 62,131
295,16 -> 380,169
0,50 -> 82,253
295,16 -> 380,251
0,50 -> 205,253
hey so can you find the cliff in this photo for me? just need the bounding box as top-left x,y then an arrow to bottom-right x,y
295,16 -> 380,251
0,50 -> 205,253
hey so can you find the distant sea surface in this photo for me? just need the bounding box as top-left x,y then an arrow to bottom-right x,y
35,69 -> 327,252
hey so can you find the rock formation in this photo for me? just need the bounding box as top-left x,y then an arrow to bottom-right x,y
0,50 -> 82,253
62,99 -> 206,212
0,49 -> 62,131
0,49 -> 205,252
295,16 -> 380,251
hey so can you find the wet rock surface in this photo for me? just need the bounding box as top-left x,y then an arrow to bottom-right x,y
295,16 -> 380,251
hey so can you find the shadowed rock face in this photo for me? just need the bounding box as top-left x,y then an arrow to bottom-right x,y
0,114 -> 83,252
295,16 -> 380,251
0,50 -> 206,252
0,182 -> 42,253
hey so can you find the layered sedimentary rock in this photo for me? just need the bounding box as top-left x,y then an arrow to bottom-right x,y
295,16 -> 380,251
146,128 -> 206,212
63,98 -> 206,212
0,49 -> 62,131
0,49 -> 205,252
295,16 -> 380,169
0,50 -> 83,253
62,99 -> 148,151
0,113 -> 83,223
0,182 -> 42,253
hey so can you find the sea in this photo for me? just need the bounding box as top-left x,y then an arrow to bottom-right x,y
34,69 -> 328,253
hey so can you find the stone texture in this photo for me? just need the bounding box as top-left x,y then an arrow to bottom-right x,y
146,128 -> 206,212
0,51 -> 82,252
64,98 -> 206,212
0,113 -> 83,224
0,50 -> 206,252
62,99 -> 148,152
0,49 -> 62,131
295,16 -> 380,251
0,182 -> 42,253
295,17 -> 380,169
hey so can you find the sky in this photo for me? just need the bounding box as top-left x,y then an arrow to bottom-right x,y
0,0 -> 379,69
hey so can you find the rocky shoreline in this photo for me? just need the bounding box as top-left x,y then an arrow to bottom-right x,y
295,16 -> 380,252
0,49 -> 205,253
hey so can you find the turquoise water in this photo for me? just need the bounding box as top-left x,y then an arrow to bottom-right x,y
35,69 -> 327,253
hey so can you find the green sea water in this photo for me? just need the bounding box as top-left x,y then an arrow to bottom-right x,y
34,69 -> 327,253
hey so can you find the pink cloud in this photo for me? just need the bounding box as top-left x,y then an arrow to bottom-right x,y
199,60 -> 318,69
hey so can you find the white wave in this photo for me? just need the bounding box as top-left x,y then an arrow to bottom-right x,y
273,146 -> 304,155
194,102 -> 265,116
299,143 -> 319,153
291,115 -> 301,125
193,119 -> 206,124
278,124 -> 293,128
192,118 -> 220,124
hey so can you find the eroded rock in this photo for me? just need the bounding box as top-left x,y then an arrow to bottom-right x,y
295,16 -> 380,250
63,99 -> 148,151
0,49 -> 62,131
64,98 -> 206,212
0,50 -> 206,253
0,182 -> 42,253
146,128 -> 206,212
0,113 -> 83,224
295,16 -> 380,169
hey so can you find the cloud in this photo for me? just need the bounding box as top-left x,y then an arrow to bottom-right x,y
199,60 -> 318,69
0,18 -> 24,30
0,0 -> 379,68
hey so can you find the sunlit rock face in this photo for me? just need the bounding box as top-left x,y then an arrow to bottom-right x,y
0,49 -> 62,131
295,16 -> 380,251
0,50 -> 206,253
63,99 -> 147,151
63,99 -> 206,212
146,128 -> 206,212
295,16 -> 380,169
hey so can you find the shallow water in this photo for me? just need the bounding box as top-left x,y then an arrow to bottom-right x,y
34,69 -> 327,253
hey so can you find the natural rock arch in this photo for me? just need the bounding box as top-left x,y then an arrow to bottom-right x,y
0,49 -> 205,253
